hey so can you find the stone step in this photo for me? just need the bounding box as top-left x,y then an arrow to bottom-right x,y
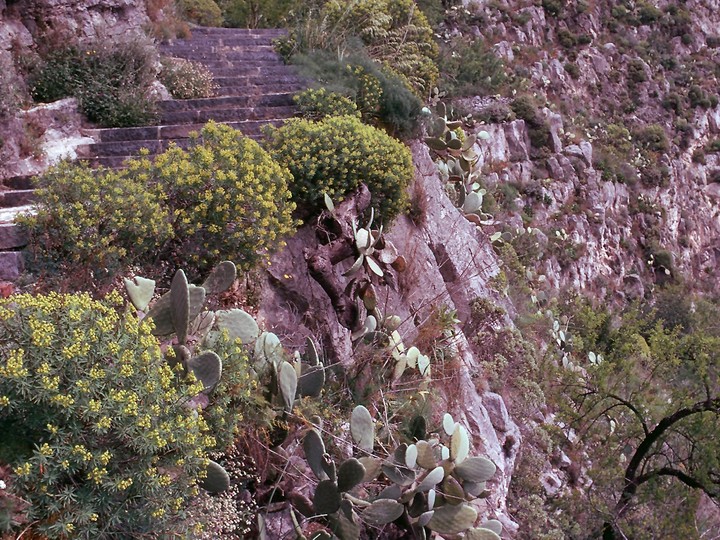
0,190 -> 35,208
160,49 -> 281,62
160,43 -> 276,53
206,65 -> 295,77
188,27 -> 286,37
213,75 -> 302,87
0,223 -> 27,250
215,83 -> 303,96
82,119 -> 286,168
158,92 -> 296,112
2,175 -> 35,190
159,104 -> 295,128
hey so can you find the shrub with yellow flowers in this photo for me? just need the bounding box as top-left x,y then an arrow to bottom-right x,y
17,161 -> 172,279
20,122 -> 298,282
0,291 -> 214,538
140,121 -> 299,273
265,114 -> 414,221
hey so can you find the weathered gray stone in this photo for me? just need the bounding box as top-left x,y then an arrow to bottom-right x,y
0,251 -> 23,280
483,392 -> 511,432
0,224 -> 27,250
503,120 -> 530,162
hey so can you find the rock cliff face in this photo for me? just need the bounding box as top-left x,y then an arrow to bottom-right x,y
2,0 -> 149,41
453,0 -> 720,301
257,141 -> 522,530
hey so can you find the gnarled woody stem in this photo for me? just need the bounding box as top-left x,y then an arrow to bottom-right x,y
304,184 -> 372,330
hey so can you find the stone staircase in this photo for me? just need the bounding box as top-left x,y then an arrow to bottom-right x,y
0,26 -> 306,280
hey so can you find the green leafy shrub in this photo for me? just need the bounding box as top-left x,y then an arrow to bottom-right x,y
439,37 -> 507,97
265,114 -> 413,221
293,87 -> 361,120
291,51 -> 422,138
76,39 -> 158,127
29,46 -> 84,103
707,139 -> 720,153
219,0 -> 294,28
150,121 -> 298,272
0,291 -> 213,538
160,57 -> 217,99
511,95 -> 551,151
177,0 -> 224,26
634,124 -> 670,153
277,0 -> 438,97
30,39 -> 159,128
17,162 -> 172,278
627,58 -> 648,84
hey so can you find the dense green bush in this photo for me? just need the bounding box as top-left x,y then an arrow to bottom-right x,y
176,0 -> 224,26
149,121 -> 298,272
265,114 -> 414,221
439,37 -> 507,97
277,0 -> 438,97
634,124 -> 670,153
291,51 -> 423,138
218,0 -> 294,27
30,39 -> 158,128
511,95 -> 551,151
160,57 -> 217,99
293,87 -> 361,120
0,291 -> 212,538
17,162 -> 172,277
29,46 -> 84,103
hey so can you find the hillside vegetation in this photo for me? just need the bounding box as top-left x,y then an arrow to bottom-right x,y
1,0 -> 720,539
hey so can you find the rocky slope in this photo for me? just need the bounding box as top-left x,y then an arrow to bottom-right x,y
450,0 -> 720,301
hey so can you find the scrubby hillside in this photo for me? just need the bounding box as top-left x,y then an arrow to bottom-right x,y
1,0 -> 720,539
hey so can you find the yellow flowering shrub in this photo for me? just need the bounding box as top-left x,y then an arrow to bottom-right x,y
17,161 -> 171,278
294,87 -> 361,121
0,292 -> 212,538
20,122 -> 298,282
129,121 -> 297,273
266,114 -> 414,221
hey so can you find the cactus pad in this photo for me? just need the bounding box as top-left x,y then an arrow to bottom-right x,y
454,457 -> 496,483
201,260 -> 237,295
426,503 -> 478,535
337,458 -> 366,492
350,405 -> 374,452
200,459 -> 230,493
361,499 -> 404,526
124,276 -> 155,311
314,480 -> 341,515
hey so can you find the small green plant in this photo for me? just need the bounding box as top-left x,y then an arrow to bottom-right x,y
510,95 -> 551,152
290,51 -> 423,138
159,57 -> 218,99
265,114 -> 413,222
219,0 -> 294,28
276,0 -> 438,97
634,124 -> 669,153
17,161 -> 172,278
293,87 -> 361,120
439,37 -> 507,97
176,0 -> 224,26
30,38 -> 159,127
0,291 -> 214,538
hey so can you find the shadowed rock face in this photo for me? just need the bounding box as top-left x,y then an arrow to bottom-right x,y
6,0 -> 149,42
257,142 -> 522,531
